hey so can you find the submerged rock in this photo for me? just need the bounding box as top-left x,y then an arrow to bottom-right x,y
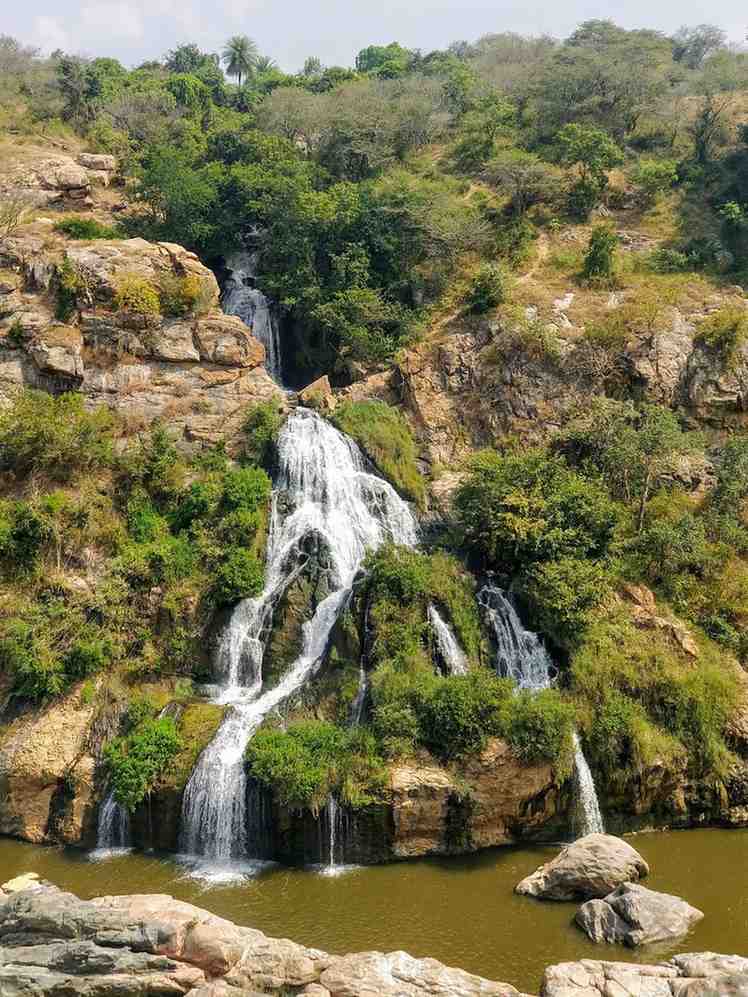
575,883 -> 704,946
515,833 -> 649,901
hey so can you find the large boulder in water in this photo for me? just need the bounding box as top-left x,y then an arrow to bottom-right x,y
515,833 -> 649,901
575,882 -> 704,947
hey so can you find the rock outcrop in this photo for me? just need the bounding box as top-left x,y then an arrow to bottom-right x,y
0,146 -> 118,206
0,229 -> 285,447
542,953 -> 748,997
0,686 -> 98,846
0,878 -> 524,997
575,883 -> 704,947
515,834 -> 649,901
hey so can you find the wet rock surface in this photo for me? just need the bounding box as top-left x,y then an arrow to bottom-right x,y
515,834 -> 649,901
575,883 -> 704,947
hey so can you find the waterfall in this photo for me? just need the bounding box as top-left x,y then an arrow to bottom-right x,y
223,251 -> 283,383
349,663 -> 368,725
179,408 -> 417,878
572,731 -> 605,836
428,604 -> 468,676
91,790 -> 131,859
322,793 -> 342,874
479,585 -> 604,837
478,587 -> 555,690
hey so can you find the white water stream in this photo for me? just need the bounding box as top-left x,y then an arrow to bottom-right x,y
479,586 -> 604,836
223,251 -> 283,383
179,408 -> 417,879
428,604 -> 468,675
91,790 -> 131,859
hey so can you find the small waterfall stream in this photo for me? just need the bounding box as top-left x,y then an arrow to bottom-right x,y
91,790 -> 131,858
179,408 -> 417,878
479,586 -> 604,837
428,604 -> 468,675
223,252 -> 283,383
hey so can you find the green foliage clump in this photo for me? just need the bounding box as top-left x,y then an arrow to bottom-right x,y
0,390 -> 114,481
466,263 -> 507,314
246,720 -> 387,811
158,273 -> 211,316
696,306 -> 748,368
572,613 -> 739,779
54,216 -> 122,239
104,716 -> 182,812
502,689 -> 575,770
242,402 -> 283,469
55,256 -> 88,321
332,400 -> 425,507
629,158 -> 678,206
580,225 -> 618,286
212,547 -> 264,605
113,274 -> 161,316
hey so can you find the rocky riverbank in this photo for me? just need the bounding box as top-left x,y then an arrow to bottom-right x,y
0,873 -> 745,997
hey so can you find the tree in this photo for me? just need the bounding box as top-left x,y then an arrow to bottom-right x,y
255,55 -> 278,74
303,56 -> 323,77
672,24 -> 726,70
164,43 -> 215,74
355,42 -> 414,78
482,149 -> 561,215
581,225 -> 618,286
557,122 -> 623,217
221,35 -> 258,87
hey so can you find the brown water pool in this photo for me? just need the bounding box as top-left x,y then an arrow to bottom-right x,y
0,828 -> 745,993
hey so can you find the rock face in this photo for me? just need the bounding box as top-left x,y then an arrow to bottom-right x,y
0,687 -> 98,846
542,953 -> 748,997
575,883 -> 704,947
0,879 -> 522,997
0,146 -> 117,206
0,231 -> 285,447
515,834 -> 649,901
389,738 -> 564,859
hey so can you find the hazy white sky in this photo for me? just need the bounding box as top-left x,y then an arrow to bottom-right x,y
7,0 -> 747,71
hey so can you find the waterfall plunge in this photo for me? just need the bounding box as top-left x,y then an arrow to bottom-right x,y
479,586 -> 604,837
428,604 -> 468,676
179,408 -> 417,879
223,252 -> 283,383
91,790 -> 131,860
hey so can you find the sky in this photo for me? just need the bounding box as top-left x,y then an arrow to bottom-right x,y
6,0 -> 747,71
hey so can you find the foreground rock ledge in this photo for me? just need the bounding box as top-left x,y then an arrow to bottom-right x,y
0,877 -> 523,997
515,833 -> 649,901
1,877 -> 745,997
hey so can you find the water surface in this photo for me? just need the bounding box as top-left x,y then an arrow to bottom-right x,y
0,829 -> 745,993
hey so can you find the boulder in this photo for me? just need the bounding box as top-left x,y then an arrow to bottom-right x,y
77,153 -> 116,172
542,953 -> 748,997
515,833 -> 649,901
299,374 -> 335,411
575,883 -> 704,947
28,324 -> 84,380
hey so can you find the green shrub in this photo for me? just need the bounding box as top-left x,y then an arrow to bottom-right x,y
55,256 -> 88,321
113,274 -> 161,316
646,248 -> 690,273
159,273 -> 211,316
0,390 -> 114,481
580,225 -> 618,286
696,306 -> 748,368
0,502 -> 53,565
222,466 -> 272,513
64,635 -> 113,679
104,716 -> 182,812
54,216 -> 122,239
520,557 -> 612,645
246,720 -> 387,811
242,402 -> 283,469
418,670 -> 512,760
0,620 -> 66,701
501,689 -> 575,771
332,400 -> 425,508
212,547 -> 264,605
466,263 -> 507,314
629,158 -> 677,205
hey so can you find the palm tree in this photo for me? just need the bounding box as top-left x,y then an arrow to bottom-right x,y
254,55 -> 278,74
221,35 -> 258,87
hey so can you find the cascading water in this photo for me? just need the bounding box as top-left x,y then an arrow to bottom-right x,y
572,731 -> 605,836
223,252 -> 283,383
428,604 -> 468,676
91,790 -> 131,859
349,664 -> 368,725
479,586 -> 604,837
179,408 -> 417,878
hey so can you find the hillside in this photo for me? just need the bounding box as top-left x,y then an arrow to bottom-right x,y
0,22 -> 748,868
